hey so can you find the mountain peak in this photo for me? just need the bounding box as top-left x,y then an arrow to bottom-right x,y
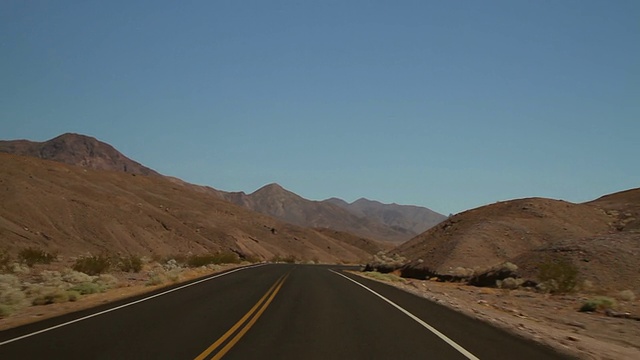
0,133 -> 159,176
252,183 -> 290,195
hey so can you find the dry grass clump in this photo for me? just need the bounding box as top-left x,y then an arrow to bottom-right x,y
363,271 -> 406,283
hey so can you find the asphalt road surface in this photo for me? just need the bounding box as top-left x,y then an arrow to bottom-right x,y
0,264 -> 573,359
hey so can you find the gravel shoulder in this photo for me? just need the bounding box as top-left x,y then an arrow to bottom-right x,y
354,272 -> 640,360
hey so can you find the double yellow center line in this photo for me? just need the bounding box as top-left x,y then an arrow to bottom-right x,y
194,273 -> 289,360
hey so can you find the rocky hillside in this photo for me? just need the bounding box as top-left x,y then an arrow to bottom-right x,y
0,153 -> 386,263
220,184 -> 444,243
0,133 -> 159,176
392,189 -> 640,292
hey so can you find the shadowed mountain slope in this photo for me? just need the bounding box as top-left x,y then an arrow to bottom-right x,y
0,153 -> 385,263
0,133 -> 159,176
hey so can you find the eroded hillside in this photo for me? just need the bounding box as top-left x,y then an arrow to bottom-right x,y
0,153 -> 384,263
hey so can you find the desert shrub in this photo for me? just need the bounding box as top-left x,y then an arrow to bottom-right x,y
468,262 -> 519,287
18,247 -> 56,267
497,277 -> 523,290
39,270 -> 64,287
163,259 -> 181,271
10,262 -> 30,274
0,249 -> 12,272
96,274 -> 118,288
242,255 -> 262,264
118,255 -> 143,273
270,254 -> 297,264
70,282 -> 104,295
616,290 -> 636,302
73,255 -> 111,275
187,254 -> 217,267
62,270 -> 95,284
67,290 -> 80,302
32,289 -> 71,306
364,271 -> 406,283
0,274 -> 20,288
0,304 -> 13,318
537,259 -> 579,294
146,273 -> 164,286
187,252 -> 240,267
0,288 -> 26,307
22,283 -> 46,297
165,269 -> 182,283
365,252 -> 406,273
580,296 -> 617,312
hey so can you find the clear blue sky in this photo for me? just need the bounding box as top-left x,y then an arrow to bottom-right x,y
2,1 -> 638,215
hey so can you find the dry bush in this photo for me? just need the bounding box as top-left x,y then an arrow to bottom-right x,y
18,247 -> 56,267
580,296 -> 617,312
32,289 -> 73,306
69,282 -> 105,295
117,254 -> 143,273
62,270 -> 95,284
0,274 -> 27,317
365,252 -> 407,273
537,259 -> 579,294
73,255 -> 111,275
0,249 -> 12,272
187,252 -> 241,267
616,290 -> 636,302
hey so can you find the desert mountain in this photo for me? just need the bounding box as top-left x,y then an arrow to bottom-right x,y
324,197 -> 446,235
0,133 -> 159,176
218,184 -> 443,243
394,190 -> 640,292
0,153 -> 386,263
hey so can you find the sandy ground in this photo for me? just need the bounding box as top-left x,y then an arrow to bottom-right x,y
355,272 -> 640,360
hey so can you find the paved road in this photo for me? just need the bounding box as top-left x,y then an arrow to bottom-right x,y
0,264 -> 573,359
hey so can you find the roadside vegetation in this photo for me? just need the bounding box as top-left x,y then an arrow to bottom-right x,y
536,259 -> 579,294
0,247 -> 253,319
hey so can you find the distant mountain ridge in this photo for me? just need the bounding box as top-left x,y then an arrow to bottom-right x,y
0,153 -> 384,262
219,183 -> 446,243
324,197 -> 446,235
1,133 -> 446,244
0,133 -> 159,176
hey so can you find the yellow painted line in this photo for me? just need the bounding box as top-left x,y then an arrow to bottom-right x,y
194,273 -> 289,360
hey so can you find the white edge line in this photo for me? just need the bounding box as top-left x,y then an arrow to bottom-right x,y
0,263 -> 265,346
330,270 -> 480,360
